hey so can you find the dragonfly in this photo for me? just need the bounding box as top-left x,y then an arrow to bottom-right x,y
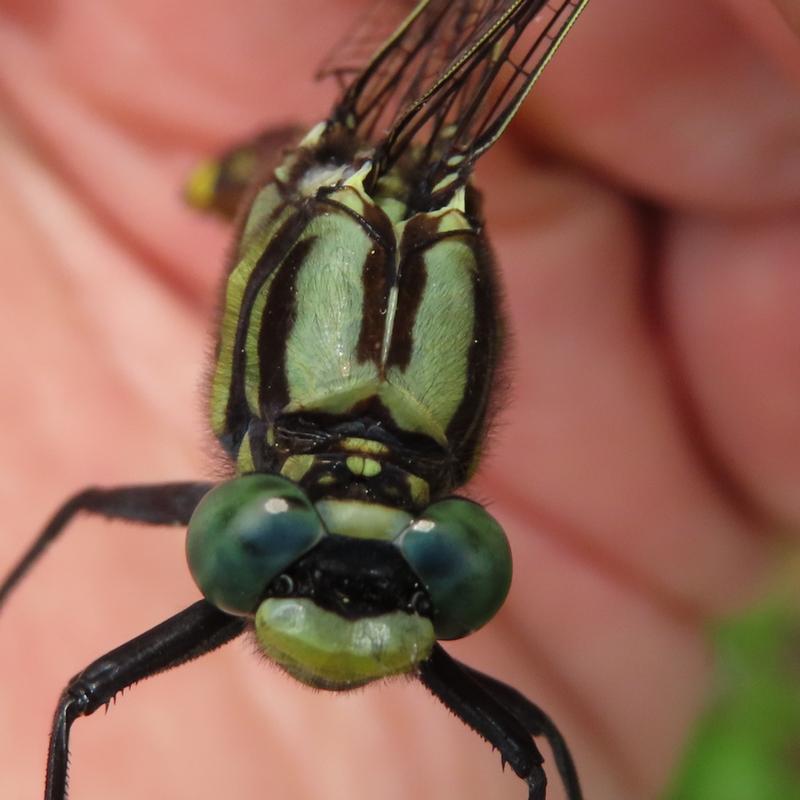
1,1 -> 589,798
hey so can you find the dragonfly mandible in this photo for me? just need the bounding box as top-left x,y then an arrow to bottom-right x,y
1,2 -> 589,798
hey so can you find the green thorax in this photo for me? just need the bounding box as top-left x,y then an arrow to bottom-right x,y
209,121 -> 503,508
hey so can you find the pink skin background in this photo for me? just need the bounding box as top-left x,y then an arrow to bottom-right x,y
0,1 -> 799,798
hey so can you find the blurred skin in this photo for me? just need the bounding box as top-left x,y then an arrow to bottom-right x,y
0,1 -> 799,799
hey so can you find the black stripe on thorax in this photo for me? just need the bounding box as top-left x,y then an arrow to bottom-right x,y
386,215 -> 480,371
314,191 -> 396,368
223,202 -> 313,445
255,235 -> 318,416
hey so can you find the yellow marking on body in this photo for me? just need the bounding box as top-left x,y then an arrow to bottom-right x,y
184,160 -> 220,209
339,438 -> 389,456
281,455 -> 316,483
346,456 -> 364,475
436,209 -> 470,234
362,458 -> 381,477
407,474 -> 430,508
447,187 -> 467,216
236,431 -> 255,475
325,163 -> 372,216
345,456 -> 381,477
430,172 -> 459,195
274,163 -> 291,183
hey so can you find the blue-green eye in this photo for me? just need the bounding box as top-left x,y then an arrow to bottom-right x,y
186,475 -> 325,615
395,499 -> 512,640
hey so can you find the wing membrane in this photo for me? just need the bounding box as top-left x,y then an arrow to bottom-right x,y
325,0 -> 588,193
316,0 -> 421,93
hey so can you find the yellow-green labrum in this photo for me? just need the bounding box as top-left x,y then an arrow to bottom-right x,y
255,598 -> 435,690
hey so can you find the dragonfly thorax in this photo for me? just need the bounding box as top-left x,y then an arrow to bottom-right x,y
210,119 -> 503,502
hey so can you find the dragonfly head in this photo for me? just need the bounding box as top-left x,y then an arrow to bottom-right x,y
186,474 -> 512,689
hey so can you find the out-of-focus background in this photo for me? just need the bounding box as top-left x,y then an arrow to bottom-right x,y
1,1 -> 799,798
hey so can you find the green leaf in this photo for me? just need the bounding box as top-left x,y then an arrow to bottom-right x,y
665,555 -> 800,800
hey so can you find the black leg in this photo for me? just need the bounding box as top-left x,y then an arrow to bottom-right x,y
45,599 -> 245,800
462,665 -> 583,800
0,482 -> 212,610
418,644 -> 548,800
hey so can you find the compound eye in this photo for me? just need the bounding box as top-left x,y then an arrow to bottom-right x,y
396,499 -> 512,640
186,475 -> 325,616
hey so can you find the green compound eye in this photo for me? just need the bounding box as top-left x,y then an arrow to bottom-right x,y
395,499 -> 512,640
186,475 -> 325,616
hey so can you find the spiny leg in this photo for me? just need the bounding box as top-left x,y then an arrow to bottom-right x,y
0,482 -> 213,610
46,599 -> 245,800
462,665 -> 583,800
418,644 -> 548,800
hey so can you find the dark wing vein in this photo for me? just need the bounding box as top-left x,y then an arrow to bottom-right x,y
322,0 -> 588,197
316,0 -> 421,93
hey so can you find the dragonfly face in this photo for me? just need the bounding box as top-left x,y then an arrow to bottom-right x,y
1,2 -> 590,798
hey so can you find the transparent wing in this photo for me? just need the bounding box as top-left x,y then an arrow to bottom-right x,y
316,0 -> 421,93
388,1 -> 588,165
327,1 -> 484,142
325,0 -> 588,193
